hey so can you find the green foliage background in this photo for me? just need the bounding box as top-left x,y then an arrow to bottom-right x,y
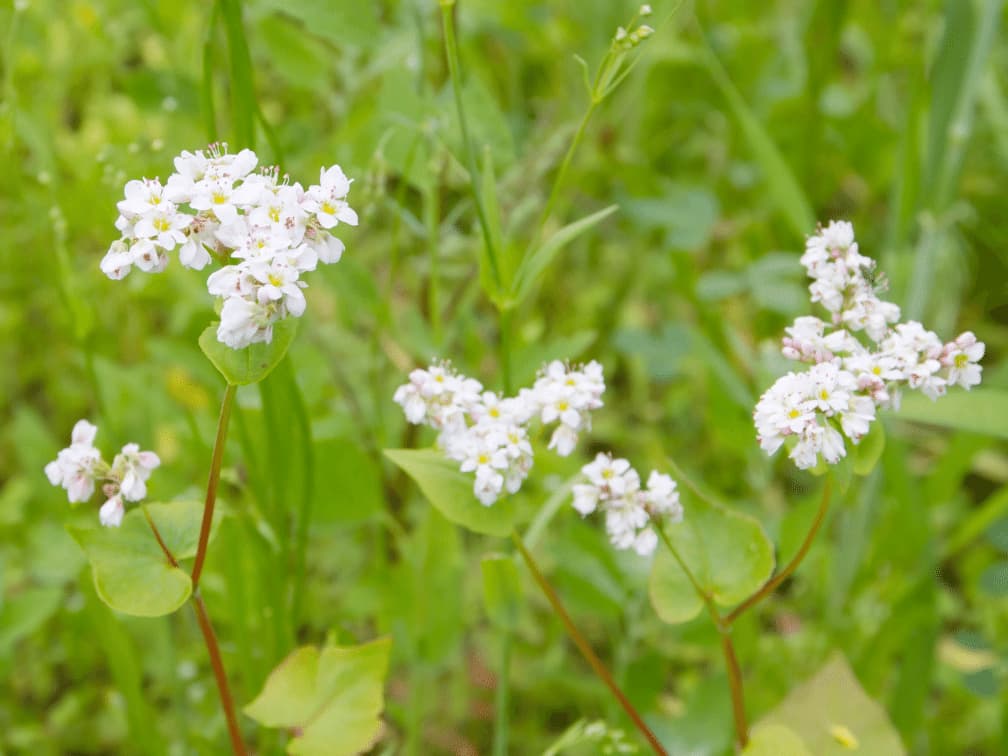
2,0 -> 1007,753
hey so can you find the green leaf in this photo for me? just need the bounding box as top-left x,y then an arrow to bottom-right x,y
852,420 -> 886,476
383,449 -> 520,537
743,724 -> 812,756
219,0 -> 257,148
244,637 -> 391,756
481,554 -> 521,630
648,498 -> 774,624
893,389 -> 1008,440
481,145 -> 509,284
68,501 -> 208,617
198,318 -> 298,386
510,205 -> 618,305
756,652 -> 906,755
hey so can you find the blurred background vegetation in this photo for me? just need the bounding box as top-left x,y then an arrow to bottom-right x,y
2,0 -> 1007,753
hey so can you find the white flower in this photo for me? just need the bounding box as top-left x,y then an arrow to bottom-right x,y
758,219 -> 985,469
217,296 -> 275,349
111,443 -> 161,502
942,331 -> 984,390
45,421 -> 159,527
99,495 -> 125,528
45,420 -> 101,503
104,145 -> 357,349
573,454 -> 681,556
305,165 -> 358,229
394,359 -> 606,506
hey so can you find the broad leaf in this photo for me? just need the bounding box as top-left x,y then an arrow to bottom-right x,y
198,318 -> 298,386
743,724 -> 811,756
756,653 -> 905,755
894,389 -> 1008,440
68,501 -> 207,617
648,498 -> 774,624
510,205 -> 618,305
384,449 -> 520,536
481,554 -> 521,630
244,637 -> 391,756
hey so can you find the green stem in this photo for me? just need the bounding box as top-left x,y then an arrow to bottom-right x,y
439,0 -> 503,290
424,160 -> 442,346
534,103 -> 596,238
191,383 -> 237,589
511,531 -> 667,755
655,526 -> 748,748
723,476 -> 833,625
499,307 -> 513,394
492,629 -> 511,756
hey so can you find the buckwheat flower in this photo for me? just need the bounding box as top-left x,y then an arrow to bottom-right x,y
45,420 -> 101,503
100,239 -> 135,280
111,443 -> 161,502
305,165 -> 358,229
217,296 -> 275,349
757,220 -> 985,470
943,332 -> 984,389
103,144 -> 357,349
394,359 -> 607,505
45,421 -> 159,527
99,495 -> 125,528
533,360 -> 605,457
572,454 -> 682,556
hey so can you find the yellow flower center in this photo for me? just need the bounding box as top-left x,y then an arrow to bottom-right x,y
954,353 -> 969,368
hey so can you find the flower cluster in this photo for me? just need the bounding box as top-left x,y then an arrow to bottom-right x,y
101,144 -> 357,349
572,453 -> 682,556
755,221 -> 985,469
45,420 -> 160,527
394,360 -> 605,505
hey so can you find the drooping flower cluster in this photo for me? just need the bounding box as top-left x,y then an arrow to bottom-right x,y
45,420 -> 160,527
394,360 -> 605,505
101,144 -> 357,349
572,453 -> 682,556
755,221 -> 985,470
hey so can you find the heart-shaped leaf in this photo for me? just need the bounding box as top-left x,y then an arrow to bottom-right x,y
384,449 -> 520,536
198,318 -> 298,386
68,501 -> 207,617
648,498 -> 774,624
755,653 -> 905,755
244,637 -> 391,756
743,724 -> 811,756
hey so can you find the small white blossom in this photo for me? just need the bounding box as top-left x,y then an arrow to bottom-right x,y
573,454 -> 682,556
757,220 -> 985,470
45,421 -> 159,527
103,144 -> 357,350
394,359 -> 605,506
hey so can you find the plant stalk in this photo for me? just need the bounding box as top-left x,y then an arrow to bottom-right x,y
511,531 -> 667,755
193,593 -> 248,756
439,0 -> 503,290
191,382 -> 237,589
723,477 -> 833,625
655,525 -> 748,748
143,510 -> 247,755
